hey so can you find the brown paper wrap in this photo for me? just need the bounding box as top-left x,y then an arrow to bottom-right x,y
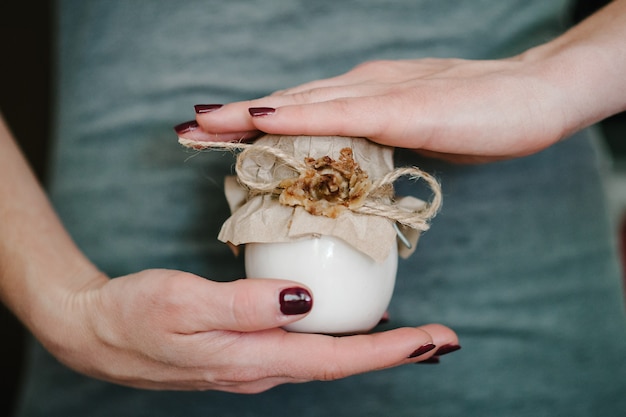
179,135 -> 442,262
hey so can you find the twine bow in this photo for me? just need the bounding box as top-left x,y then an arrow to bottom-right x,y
180,139 -> 442,232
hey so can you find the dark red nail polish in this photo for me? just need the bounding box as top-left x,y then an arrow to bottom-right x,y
173,120 -> 199,134
408,343 -> 437,358
435,344 -> 461,356
194,104 -> 223,114
249,107 -> 276,117
416,357 -> 440,364
280,287 -> 312,315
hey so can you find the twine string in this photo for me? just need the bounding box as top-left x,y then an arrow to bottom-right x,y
191,140 -> 442,231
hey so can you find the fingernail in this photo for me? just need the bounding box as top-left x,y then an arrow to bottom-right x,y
173,120 -> 199,134
194,104 -> 223,114
280,287 -> 313,315
378,311 -> 390,325
249,107 -> 276,117
435,344 -> 461,356
416,357 -> 440,364
408,343 -> 437,358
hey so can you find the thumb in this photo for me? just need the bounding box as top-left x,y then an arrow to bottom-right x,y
199,278 -> 313,332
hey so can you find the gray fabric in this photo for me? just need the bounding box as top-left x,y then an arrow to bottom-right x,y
15,0 -> 626,416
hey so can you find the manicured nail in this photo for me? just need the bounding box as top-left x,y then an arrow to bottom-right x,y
377,311 -> 390,325
408,343 -> 437,358
194,104 -> 223,114
173,120 -> 199,134
280,287 -> 313,315
435,344 -> 461,356
416,357 -> 440,364
249,107 -> 276,117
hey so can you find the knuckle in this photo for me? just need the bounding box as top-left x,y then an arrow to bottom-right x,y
145,274 -> 186,314
228,284 -> 261,330
292,86 -> 333,104
319,360 -> 347,381
316,339 -> 349,381
210,366 -> 268,388
351,59 -> 393,72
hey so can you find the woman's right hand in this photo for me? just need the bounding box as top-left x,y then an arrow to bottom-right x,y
41,268 -> 458,393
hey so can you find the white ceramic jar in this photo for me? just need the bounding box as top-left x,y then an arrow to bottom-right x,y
245,235 -> 398,334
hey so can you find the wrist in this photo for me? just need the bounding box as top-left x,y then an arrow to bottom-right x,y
16,258 -> 107,342
28,265 -> 110,371
518,2 -> 626,136
518,40 -> 624,140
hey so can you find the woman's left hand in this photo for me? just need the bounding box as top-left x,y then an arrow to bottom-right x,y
184,56 -> 569,164
178,0 -> 626,163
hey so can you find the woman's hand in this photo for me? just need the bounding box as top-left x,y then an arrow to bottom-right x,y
188,56 -> 569,164
46,268 -> 457,393
178,0 -> 626,163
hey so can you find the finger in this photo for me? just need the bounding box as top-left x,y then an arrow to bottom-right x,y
194,100 -> 260,134
405,323 -> 460,361
246,97 -> 409,147
173,119 -> 260,145
257,323 -> 459,381
272,72 -> 364,96
190,278 -> 314,332
193,84 -> 379,135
